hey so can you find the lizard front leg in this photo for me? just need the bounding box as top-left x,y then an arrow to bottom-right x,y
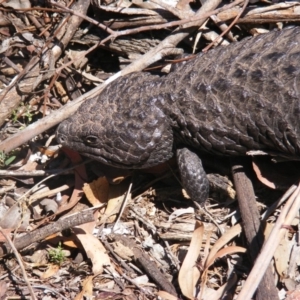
177,148 -> 209,204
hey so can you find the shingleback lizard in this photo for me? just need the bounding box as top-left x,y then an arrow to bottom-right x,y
56,27 -> 300,203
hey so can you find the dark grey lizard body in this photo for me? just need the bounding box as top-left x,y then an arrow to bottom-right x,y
56,27 -> 300,202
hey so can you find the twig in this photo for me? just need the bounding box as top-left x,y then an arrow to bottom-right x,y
237,182 -> 300,300
50,1 -> 115,35
32,285 -> 69,300
149,0 -> 191,19
0,210 -> 95,257
203,0 -> 249,52
0,228 -> 37,300
113,181 -> 133,231
0,0 -> 90,126
231,157 -> 279,300
112,234 -> 177,296
29,184 -> 72,202
261,184 -> 297,221
56,0 -> 242,74
101,0 -> 243,43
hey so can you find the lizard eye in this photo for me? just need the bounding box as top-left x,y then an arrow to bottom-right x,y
85,136 -> 98,145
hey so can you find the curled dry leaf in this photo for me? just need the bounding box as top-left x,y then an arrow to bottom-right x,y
40,198 -> 59,214
178,220 -> 203,299
168,207 -> 194,222
199,225 -> 246,299
252,156 -> 300,190
176,222 -> 245,299
204,246 -> 246,271
204,223 -> 243,269
0,203 -> 30,230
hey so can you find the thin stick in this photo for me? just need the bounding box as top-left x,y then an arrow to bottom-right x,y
237,183 -> 300,300
0,228 -> 37,300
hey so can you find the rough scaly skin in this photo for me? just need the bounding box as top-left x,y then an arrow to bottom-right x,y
56,27 -> 300,171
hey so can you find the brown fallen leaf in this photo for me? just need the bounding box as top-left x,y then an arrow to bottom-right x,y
204,223 -> 243,269
0,280 -> 9,300
101,180 -> 131,224
199,224 -> 245,299
265,222 -> 294,277
204,246 -> 247,270
41,264 -> 60,279
74,275 -> 94,300
54,148 -> 88,216
286,289 -> 300,300
0,203 -> 30,230
202,273 -> 238,300
252,156 -> 300,190
178,220 -> 203,299
157,291 -> 178,300
83,177 -> 109,206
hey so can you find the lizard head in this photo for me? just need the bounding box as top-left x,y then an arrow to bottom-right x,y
56,76 -> 174,169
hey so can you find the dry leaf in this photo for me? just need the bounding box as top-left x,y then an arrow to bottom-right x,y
286,289 -> 300,300
157,291 -> 178,300
265,222 -> 294,277
0,228 -> 12,243
38,146 -> 60,157
178,220 -> 203,299
74,276 -> 94,300
252,157 -> 300,190
20,160 -> 38,171
0,203 -> 30,230
41,264 -> 60,279
197,224 -> 244,299
54,148 -> 88,215
204,223 -> 243,268
101,181 -> 130,223
168,207 -> 194,221
0,281 -> 9,299
2,0 -> 31,9
76,233 -> 111,274
112,241 -> 134,261
274,234 -> 294,276
40,199 -> 59,214
200,273 -> 237,300
83,177 -> 109,206
67,49 -> 88,69
205,246 -> 247,270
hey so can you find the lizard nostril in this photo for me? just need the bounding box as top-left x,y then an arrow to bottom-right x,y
56,122 -> 70,145
56,128 -> 68,145
57,134 -> 66,144
56,133 -> 68,145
